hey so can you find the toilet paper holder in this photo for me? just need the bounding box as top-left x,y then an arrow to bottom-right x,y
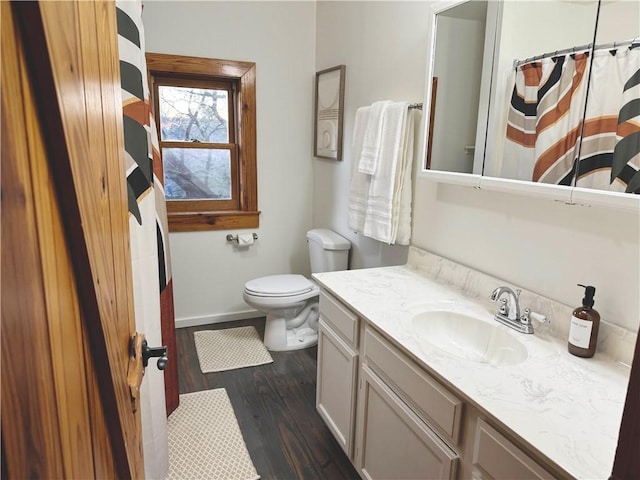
226,232 -> 258,244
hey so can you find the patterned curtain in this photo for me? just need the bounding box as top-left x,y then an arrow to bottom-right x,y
576,47 -> 640,193
504,53 -> 590,185
116,1 -> 175,478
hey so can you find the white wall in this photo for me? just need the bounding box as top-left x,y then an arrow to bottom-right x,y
314,1 -> 430,269
143,2 -> 316,326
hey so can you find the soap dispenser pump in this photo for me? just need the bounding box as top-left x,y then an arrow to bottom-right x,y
568,284 -> 600,358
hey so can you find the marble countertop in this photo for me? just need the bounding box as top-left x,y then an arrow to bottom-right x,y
313,251 -> 631,480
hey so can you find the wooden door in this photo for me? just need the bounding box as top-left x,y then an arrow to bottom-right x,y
2,1 -> 144,477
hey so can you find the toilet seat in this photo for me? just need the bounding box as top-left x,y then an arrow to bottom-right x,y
245,274 -> 314,297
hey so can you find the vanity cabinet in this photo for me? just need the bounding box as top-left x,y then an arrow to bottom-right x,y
316,289 -> 561,480
316,291 -> 359,458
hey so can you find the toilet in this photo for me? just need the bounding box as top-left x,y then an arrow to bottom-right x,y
243,228 -> 350,351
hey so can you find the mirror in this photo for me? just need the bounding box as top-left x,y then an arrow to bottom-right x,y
425,0 -> 492,175
422,0 -> 640,196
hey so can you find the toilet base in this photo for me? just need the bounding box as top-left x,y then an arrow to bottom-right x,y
265,325 -> 318,351
263,302 -> 319,352
286,327 -> 318,350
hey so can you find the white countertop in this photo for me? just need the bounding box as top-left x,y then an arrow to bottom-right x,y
313,257 -> 631,480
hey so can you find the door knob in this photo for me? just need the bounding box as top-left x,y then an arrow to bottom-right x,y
127,334 -> 169,413
141,339 -> 168,370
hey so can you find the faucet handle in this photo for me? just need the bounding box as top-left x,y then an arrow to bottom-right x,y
521,308 -> 547,326
498,298 -> 509,315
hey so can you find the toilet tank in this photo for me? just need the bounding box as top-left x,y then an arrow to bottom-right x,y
306,229 -> 351,273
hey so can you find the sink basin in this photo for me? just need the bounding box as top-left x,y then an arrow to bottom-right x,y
411,310 -> 528,366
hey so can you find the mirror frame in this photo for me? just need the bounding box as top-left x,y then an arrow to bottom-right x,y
417,0 -> 640,213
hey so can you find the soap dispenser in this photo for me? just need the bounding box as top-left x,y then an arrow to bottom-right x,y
568,284 -> 600,358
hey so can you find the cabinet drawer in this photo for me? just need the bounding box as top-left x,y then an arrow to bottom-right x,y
319,290 -> 358,346
363,327 -> 462,444
473,418 -> 553,480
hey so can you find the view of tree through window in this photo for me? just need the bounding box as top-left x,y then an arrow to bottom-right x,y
158,85 -> 233,200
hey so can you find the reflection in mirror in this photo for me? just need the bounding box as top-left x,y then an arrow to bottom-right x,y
485,0 -> 599,184
575,2 -> 640,194
426,1 -> 491,175
423,0 -> 639,197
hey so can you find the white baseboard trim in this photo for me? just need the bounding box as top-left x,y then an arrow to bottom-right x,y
175,309 -> 263,329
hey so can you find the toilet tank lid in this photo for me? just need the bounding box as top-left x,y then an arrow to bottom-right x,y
306,229 -> 351,251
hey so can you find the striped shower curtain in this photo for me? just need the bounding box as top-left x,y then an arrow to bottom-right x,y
116,1 -> 175,478
505,47 -> 640,194
576,47 -> 640,193
504,53 -> 590,185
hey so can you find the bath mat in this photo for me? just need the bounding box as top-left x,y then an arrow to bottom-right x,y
194,326 -> 273,373
167,388 -> 259,480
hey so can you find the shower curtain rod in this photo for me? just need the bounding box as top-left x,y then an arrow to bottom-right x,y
513,37 -> 639,68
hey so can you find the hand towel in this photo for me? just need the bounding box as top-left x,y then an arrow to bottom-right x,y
348,106 -> 372,233
357,100 -> 391,175
363,101 -> 411,244
393,110 -> 415,245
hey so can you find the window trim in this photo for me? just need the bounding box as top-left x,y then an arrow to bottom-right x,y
146,53 -> 259,232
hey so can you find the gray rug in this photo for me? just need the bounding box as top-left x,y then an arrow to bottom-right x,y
193,326 -> 273,373
167,388 -> 259,480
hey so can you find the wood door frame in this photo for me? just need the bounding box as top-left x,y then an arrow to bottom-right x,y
611,331 -> 640,479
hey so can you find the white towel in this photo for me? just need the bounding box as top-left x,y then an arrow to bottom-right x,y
357,100 -> 391,174
363,101 -> 413,244
393,110 -> 415,245
348,106 -> 372,233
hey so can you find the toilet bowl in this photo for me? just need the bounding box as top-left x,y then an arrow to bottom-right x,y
243,229 -> 351,352
243,274 -> 320,351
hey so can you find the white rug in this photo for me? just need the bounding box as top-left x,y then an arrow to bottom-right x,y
193,326 -> 273,373
167,389 -> 260,480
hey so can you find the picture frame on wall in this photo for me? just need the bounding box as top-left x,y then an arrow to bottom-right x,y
314,65 -> 346,160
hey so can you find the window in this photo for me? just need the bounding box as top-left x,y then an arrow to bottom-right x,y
146,53 -> 259,231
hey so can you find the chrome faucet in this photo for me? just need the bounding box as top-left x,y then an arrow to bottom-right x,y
489,286 -> 534,334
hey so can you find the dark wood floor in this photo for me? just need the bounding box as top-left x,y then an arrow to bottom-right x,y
175,317 -> 360,480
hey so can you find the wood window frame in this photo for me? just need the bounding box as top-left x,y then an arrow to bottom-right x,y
154,76 -> 238,211
146,53 -> 259,232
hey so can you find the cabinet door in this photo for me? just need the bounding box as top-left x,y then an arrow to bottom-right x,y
356,365 -> 458,480
316,319 -> 358,458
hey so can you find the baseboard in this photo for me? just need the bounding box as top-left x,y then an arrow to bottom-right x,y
175,309 -> 262,329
